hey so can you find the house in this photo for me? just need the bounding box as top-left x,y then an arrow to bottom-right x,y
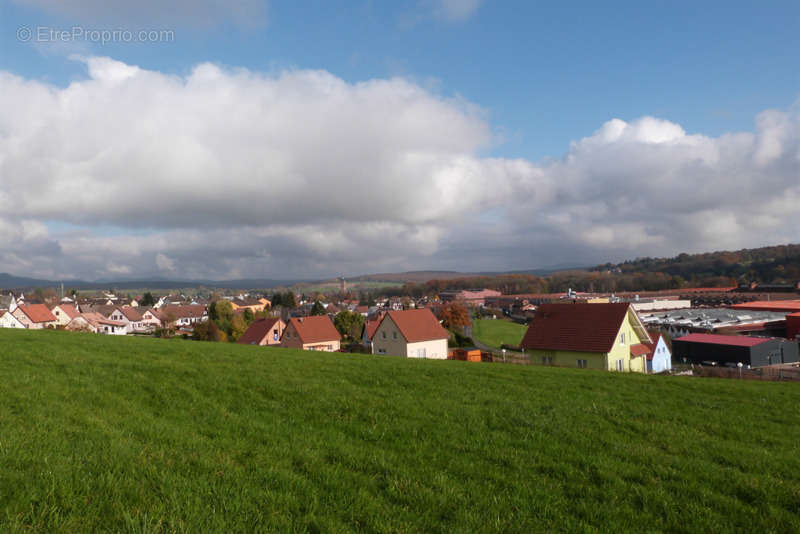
140,308 -> 163,330
672,333 -> 799,367
12,304 -> 57,329
0,310 -> 26,328
237,318 -> 286,345
361,312 -> 386,347
371,309 -> 450,359
231,297 -> 269,313
645,333 -> 672,373
50,304 -> 81,327
439,289 -> 502,307
519,302 -> 652,372
280,316 -> 341,352
66,313 -> 127,335
158,305 -> 208,327
108,306 -> 146,334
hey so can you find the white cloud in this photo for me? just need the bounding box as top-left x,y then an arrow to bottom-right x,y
0,57 -> 799,280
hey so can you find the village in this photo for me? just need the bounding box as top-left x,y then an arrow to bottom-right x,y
3,281 -> 800,378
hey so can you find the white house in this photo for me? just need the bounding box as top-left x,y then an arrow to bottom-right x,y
371,309 -> 450,359
108,306 -> 146,334
12,304 -> 57,329
50,304 -> 81,327
66,313 -> 127,335
647,333 -> 672,373
0,310 -> 26,328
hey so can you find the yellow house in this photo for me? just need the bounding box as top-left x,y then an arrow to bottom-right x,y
520,302 -> 652,373
230,297 -> 270,313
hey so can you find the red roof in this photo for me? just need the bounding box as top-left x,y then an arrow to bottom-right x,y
159,305 -> 207,319
116,307 -> 143,321
520,303 -> 637,353
673,333 -> 771,347
17,304 -> 57,323
629,343 -> 652,357
729,301 -> 800,313
382,309 -> 449,343
642,333 -> 663,361
363,317 -> 382,341
53,304 -> 80,319
288,316 -> 341,344
237,318 -> 283,345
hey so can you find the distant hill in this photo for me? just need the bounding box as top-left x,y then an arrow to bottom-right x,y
346,266 -> 585,284
593,243 -> 800,284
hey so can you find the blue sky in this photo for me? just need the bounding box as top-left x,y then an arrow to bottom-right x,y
1,1 -> 799,280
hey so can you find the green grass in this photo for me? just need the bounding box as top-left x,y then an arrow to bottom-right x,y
472,318 -> 527,348
2,329 -> 800,532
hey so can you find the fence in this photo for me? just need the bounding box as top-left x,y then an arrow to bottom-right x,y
692,364 -> 800,382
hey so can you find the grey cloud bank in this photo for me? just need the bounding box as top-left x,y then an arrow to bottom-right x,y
0,57 -> 798,280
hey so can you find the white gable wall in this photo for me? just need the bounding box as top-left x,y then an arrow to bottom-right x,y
649,337 -> 672,373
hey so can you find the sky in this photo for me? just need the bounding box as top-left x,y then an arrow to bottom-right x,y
0,0 -> 799,281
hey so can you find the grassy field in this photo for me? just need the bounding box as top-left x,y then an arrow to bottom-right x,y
472,318 -> 528,348
2,329 -> 800,532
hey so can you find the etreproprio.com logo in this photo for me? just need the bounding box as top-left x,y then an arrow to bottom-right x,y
17,26 -> 174,44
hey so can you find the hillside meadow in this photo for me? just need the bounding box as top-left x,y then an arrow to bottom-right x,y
472,318 -> 527,348
1,329 -> 800,532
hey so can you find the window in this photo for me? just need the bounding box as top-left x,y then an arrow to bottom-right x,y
616,359 -> 624,372
577,359 -> 587,368
620,332 -> 626,345
392,331 -> 397,340
542,356 -> 553,365
382,331 -> 386,339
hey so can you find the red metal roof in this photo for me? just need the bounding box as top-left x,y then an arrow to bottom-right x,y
729,301 -> 800,313
383,309 -> 450,343
673,333 -> 771,347
237,318 -> 282,345
520,303 -> 633,353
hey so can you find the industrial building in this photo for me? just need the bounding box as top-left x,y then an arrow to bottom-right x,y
640,308 -> 788,338
672,334 -> 799,367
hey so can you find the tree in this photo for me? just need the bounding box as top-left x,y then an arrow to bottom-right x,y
243,308 -> 255,325
209,300 -> 234,324
193,320 -> 224,342
141,292 -> 156,307
334,310 -> 366,341
230,314 -> 247,342
438,302 -> 470,330
283,291 -> 297,308
310,300 -> 326,316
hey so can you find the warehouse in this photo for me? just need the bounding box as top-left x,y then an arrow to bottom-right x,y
672,333 -> 799,367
